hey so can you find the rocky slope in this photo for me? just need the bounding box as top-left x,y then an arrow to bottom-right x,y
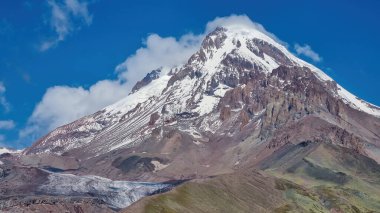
2,22 -> 380,212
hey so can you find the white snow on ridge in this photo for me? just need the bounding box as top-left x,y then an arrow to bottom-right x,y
105,67 -> 172,116
200,26 -> 282,75
337,85 -> 380,117
226,28 -> 281,72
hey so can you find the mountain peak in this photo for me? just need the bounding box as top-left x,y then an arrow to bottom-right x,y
24,24 -> 380,157
192,26 -> 380,117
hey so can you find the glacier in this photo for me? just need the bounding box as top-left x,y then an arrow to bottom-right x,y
38,171 -> 174,209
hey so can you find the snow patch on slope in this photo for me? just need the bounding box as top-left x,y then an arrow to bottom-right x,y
195,95 -> 220,116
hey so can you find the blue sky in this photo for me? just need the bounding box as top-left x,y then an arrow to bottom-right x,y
0,0 -> 380,149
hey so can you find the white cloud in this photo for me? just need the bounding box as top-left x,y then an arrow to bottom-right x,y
115,14 -> 283,84
65,0 -> 92,24
205,14 -> 287,47
22,33 -> 203,139
40,0 -> 92,51
0,81 -> 10,113
22,14 -> 289,142
294,43 -> 322,62
21,80 -> 129,138
116,33 -> 203,84
0,120 -> 15,130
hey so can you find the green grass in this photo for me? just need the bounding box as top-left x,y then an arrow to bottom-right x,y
126,143 -> 380,213
265,143 -> 380,213
135,172 -> 287,213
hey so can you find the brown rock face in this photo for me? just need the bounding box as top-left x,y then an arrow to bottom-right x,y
220,105 -> 231,121
249,38 -> 294,66
148,112 -> 160,125
214,64 -> 380,156
239,110 -> 250,129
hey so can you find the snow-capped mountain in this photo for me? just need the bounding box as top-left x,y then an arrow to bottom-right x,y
3,21 -> 380,213
24,24 -> 380,160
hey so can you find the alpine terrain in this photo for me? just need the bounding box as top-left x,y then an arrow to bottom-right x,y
1,21 -> 380,213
